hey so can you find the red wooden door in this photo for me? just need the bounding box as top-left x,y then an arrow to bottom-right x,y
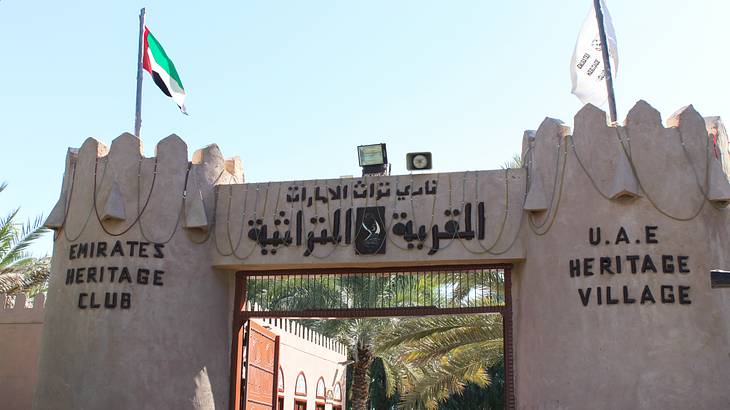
244,321 -> 280,410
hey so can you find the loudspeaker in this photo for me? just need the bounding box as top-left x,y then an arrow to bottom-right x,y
406,152 -> 432,171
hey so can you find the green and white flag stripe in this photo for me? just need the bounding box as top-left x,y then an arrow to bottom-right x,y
142,26 -> 187,113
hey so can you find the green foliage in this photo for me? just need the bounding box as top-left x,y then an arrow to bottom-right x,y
377,314 -> 503,409
246,273 -> 505,410
501,153 -> 524,170
368,358 -> 400,410
0,183 -> 50,296
437,360 -> 504,410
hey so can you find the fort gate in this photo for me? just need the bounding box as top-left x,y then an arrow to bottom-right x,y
34,101 -> 730,409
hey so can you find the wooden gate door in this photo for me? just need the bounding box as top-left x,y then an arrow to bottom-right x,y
243,320 -> 280,410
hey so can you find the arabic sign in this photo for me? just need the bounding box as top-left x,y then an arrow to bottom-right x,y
212,170 -> 526,267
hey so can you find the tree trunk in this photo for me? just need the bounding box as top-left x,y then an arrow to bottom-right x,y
351,345 -> 374,410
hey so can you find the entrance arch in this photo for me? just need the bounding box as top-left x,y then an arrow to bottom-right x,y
230,264 -> 515,410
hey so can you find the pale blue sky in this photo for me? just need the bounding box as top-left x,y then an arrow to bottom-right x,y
1,0 -> 728,255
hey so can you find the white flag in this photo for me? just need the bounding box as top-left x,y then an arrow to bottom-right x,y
570,0 -> 618,107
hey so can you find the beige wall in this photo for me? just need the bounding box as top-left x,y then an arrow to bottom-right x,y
0,294 -> 45,410
35,135 -> 241,410
513,102 -> 730,409
212,169 -> 526,271
34,100 -> 730,409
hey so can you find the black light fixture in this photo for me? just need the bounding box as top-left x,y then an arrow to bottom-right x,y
711,270 -> 730,288
406,152 -> 432,171
357,143 -> 388,176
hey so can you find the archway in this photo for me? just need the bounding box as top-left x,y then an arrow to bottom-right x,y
230,264 -> 515,410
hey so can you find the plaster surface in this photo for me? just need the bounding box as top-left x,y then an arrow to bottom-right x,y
0,294 -> 45,410
212,170 -> 526,270
35,135 -> 240,410
512,102 -> 730,409
34,100 -> 730,409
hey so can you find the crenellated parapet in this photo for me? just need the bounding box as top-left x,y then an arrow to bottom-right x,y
256,316 -> 347,355
0,293 -> 45,324
43,101 -> 729,271
44,133 -> 243,241
521,101 -> 730,239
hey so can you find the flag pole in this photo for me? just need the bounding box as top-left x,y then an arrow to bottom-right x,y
134,7 -> 146,137
593,0 -> 617,124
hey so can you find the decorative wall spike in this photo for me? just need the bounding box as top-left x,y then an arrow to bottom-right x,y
110,132 -> 144,156
523,172 -> 549,212
183,189 -> 209,231
33,294 -> 45,309
521,130 -> 536,168
192,144 -> 224,166
527,118 -> 570,213
625,100 -> 662,128
707,155 -> 730,207
101,180 -> 126,222
705,116 -> 730,179
44,193 -> 66,229
156,134 -> 189,170
608,145 -> 641,200
224,156 -> 244,182
14,294 -> 27,309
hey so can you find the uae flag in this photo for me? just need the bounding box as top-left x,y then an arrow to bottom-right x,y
143,26 -> 187,113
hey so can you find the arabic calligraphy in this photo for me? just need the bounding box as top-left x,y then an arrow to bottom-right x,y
243,200 -> 491,257
217,171 -> 522,259
286,179 -> 437,205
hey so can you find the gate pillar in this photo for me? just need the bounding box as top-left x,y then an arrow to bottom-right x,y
513,102 -> 730,409
34,134 -> 241,410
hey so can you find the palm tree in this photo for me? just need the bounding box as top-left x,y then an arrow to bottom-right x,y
376,314 -> 504,410
0,182 -> 50,297
318,317 -> 389,410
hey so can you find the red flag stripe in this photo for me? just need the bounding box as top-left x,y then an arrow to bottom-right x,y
142,26 -> 152,74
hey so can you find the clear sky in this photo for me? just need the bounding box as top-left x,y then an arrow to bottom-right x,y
1,0 -> 728,256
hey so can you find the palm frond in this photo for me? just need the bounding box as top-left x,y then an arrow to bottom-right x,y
0,208 -> 21,258
0,257 -> 51,294
380,356 -> 401,398
0,213 -> 49,269
378,315 -> 501,352
372,314 -> 504,409
501,153 -> 524,170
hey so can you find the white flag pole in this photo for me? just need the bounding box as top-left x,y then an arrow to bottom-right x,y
134,8 -> 146,137
593,0 -> 617,124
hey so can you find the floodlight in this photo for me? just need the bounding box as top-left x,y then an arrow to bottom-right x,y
357,143 -> 387,167
357,143 -> 388,176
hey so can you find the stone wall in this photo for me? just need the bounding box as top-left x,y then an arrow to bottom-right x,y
0,294 -> 45,410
